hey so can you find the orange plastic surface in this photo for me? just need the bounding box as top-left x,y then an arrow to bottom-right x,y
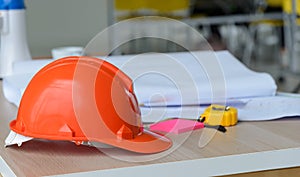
10,56 -> 171,154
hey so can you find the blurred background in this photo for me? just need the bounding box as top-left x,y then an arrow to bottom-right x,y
24,0 -> 300,92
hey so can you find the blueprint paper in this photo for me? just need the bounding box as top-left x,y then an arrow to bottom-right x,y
4,51 -> 277,106
140,95 -> 300,122
2,73 -> 35,106
102,51 -> 277,106
237,96 -> 300,121
3,50 -> 290,122
13,59 -> 53,74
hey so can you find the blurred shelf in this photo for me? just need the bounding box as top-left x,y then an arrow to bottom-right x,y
183,12 -> 284,26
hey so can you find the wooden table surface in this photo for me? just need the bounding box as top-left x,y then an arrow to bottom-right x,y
0,82 -> 300,177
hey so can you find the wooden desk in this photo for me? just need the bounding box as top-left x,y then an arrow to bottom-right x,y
0,82 -> 300,177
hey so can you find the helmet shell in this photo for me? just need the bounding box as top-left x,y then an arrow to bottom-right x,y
10,56 -> 172,153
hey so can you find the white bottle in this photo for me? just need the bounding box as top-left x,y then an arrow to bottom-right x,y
0,0 -> 31,77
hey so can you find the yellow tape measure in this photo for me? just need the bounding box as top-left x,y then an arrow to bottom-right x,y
198,104 -> 238,127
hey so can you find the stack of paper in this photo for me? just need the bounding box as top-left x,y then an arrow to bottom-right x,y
102,51 -> 277,106
3,50 -> 300,122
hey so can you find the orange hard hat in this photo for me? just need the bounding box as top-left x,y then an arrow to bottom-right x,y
9,56 -> 172,153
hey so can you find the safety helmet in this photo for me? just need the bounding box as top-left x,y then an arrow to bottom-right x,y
8,56 -> 172,153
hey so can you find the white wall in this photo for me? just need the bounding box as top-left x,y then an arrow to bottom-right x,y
24,0 -> 110,57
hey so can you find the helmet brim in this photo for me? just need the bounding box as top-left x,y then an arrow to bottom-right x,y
96,129 -> 172,154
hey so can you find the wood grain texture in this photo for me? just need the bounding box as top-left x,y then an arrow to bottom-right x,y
223,167 -> 300,177
0,82 -> 299,176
